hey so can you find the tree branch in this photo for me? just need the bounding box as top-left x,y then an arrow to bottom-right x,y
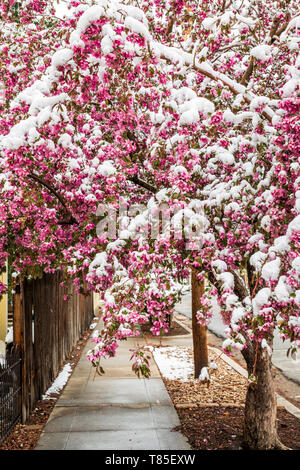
128,175 -> 157,193
240,57 -> 255,86
166,15 -> 176,36
28,173 -> 77,225
160,51 -> 274,122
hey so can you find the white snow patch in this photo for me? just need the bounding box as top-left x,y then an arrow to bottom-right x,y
5,326 -> 13,344
51,48 -> 73,69
212,260 -> 227,273
252,287 -> 271,314
292,257 -> 300,274
274,276 -> 291,302
199,366 -> 210,382
42,363 -> 72,399
217,272 -> 234,290
261,339 -> 272,356
250,45 -> 272,62
124,16 -> 151,41
152,346 -> 193,382
261,257 -> 281,281
209,361 -> 218,370
98,161 -> 116,177
101,35 -> 114,55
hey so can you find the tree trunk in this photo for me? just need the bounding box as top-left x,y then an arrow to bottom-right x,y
243,344 -> 285,450
191,268 -> 208,378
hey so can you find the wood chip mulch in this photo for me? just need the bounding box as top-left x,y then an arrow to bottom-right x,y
174,406 -> 300,450
165,349 -> 248,406
0,324 -> 95,451
158,347 -> 300,450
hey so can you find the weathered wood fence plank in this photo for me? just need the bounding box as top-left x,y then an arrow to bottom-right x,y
14,272 -> 93,423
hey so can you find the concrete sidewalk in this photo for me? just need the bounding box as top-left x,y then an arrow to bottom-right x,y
36,324 -> 190,450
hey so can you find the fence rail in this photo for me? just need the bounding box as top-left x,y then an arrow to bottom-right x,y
0,348 -> 22,444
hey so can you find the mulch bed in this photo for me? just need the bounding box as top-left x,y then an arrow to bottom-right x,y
153,344 -> 300,450
175,312 -> 300,410
141,320 -> 189,337
175,406 -> 300,450
161,348 -> 248,406
0,324 -> 94,450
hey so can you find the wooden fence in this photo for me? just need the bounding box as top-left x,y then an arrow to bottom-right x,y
13,272 -> 94,422
0,348 -> 22,444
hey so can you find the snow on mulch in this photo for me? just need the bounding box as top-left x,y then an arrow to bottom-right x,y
42,363 -> 73,399
5,326 -> 13,344
150,345 -> 248,406
89,317 -> 99,330
152,346 -> 194,381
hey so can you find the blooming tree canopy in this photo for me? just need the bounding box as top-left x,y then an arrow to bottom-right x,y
0,0 -> 299,384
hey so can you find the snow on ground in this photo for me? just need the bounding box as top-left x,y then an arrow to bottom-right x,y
151,345 -> 218,382
5,322 -> 34,344
42,363 -> 73,399
5,326 -> 13,344
152,346 -> 194,381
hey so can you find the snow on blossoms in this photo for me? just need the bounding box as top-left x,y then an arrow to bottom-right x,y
0,0 -> 299,380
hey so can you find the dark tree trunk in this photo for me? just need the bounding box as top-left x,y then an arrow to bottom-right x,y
242,343 -> 286,450
191,268 -> 208,378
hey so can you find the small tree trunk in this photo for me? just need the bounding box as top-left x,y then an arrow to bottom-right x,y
191,268 -> 208,378
243,344 -> 284,450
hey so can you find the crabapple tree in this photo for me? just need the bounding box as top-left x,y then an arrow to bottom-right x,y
0,0 -> 299,449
